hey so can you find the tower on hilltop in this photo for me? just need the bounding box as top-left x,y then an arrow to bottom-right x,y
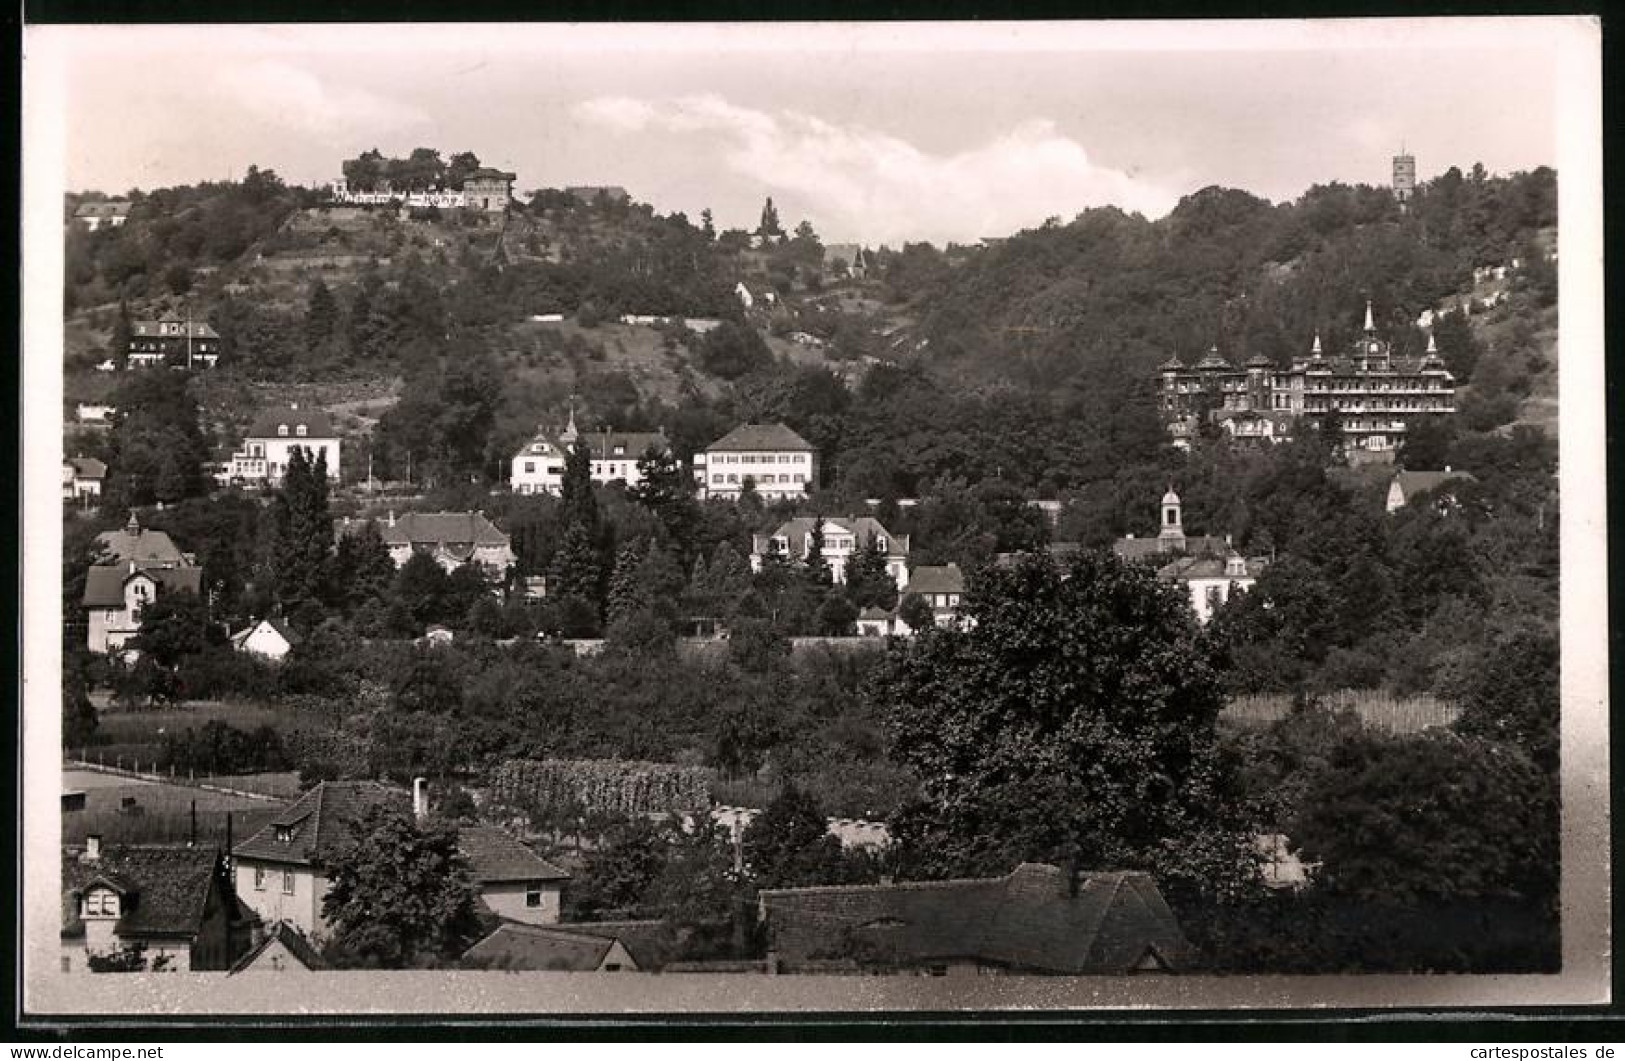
1393,150 -> 1416,209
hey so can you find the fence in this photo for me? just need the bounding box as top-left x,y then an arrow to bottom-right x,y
63,758 -> 286,803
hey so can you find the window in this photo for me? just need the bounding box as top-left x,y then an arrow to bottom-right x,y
282,870 -> 296,895
712,474 -> 724,484
278,425 -> 289,437
604,962 -> 623,972
795,454 -> 807,463
1205,585 -> 1224,611
727,474 -> 738,484
275,825 -> 293,843
525,884 -> 544,908
254,866 -> 266,890
84,890 -> 116,916
295,425 -> 308,437
613,445 -> 625,456
524,462 -> 535,474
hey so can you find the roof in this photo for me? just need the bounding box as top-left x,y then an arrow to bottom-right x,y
758,516 -> 908,558
759,863 -> 1191,974
228,920 -> 329,973
458,826 -> 570,884
857,606 -> 893,621
580,430 -> 669,462
544,920 -> 677,971
705,423 -> 814,453
62,844 -> 225,940
1156,553 -> 1266,582
1391,469 -> 1477,502
907,564 -> 965,595
94,517 -> 188,567
824,243 -> 864,265
464,168 -> 517,182
74,200 -> 131,218
233,781 -> 410,867
345,511 -> 511,553
66,457 -> 107,479
82,564 -> 203,608
1112,535 -> 1229,563
246,405 -> 337,440
230,617 -> 299,650
462,923 -> 623,971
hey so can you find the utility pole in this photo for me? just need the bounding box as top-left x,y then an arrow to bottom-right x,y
185,307 -> 193,370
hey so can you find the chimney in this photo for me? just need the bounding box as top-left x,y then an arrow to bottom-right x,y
413,777 -> 429,821
290,401 -> 299,411
1444,464 -> 1452,473
387,510 -> 396,528
85,834 -> 101,862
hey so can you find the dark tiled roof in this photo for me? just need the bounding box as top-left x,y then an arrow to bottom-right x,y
1112,535 -> 1228,563
547,920 -> 678,971
347,511 -> 510,550
228,920 -> 329,973
233,781 -> 409,867
82,565 -> 203,608
706,423 -> 813,453
760,863 -> 1191,974
906,564 -> 964,595
62,844 -> 224,940
465,168 -> 517,181
94,523 -> 188,567
758,517 -> 907,558
580,430 -> 670,462
857,606 -> 893,621
66,457 -> 107,479
246,405 -> 336,440
74,200 -> 131,218
462,923 -> 620,971
1156,553 -> 1266,582
1391,469 -> 1477,503
459,827 -> 570,884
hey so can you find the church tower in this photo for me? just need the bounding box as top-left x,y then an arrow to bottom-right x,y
1158,487 -> 1186,543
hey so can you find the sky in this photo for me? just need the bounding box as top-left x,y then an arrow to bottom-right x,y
31,20 -> 1571,245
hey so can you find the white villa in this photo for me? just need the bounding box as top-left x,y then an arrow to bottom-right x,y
511,410 -> 669,495
223,405 -> 341,488
695,423 -> 817,501
751,516 -> 909,588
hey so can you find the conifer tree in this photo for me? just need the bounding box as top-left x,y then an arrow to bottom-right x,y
606,542 -> 647,623
804,518 -> 832,586
305,277 -> 338,348
270,447 -> 334,619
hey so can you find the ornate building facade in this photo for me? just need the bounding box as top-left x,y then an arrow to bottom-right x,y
1159,303 -> 1456,455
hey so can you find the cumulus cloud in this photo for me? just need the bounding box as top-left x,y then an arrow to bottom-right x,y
573,93 -> 1179,244
215,60 -> 430,137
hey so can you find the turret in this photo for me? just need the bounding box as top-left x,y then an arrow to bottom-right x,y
1158,488 -> 1185,543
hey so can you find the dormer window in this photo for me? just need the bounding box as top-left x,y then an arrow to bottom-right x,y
277,425 -> 289,437
613,444 -> 625,456
296,425 -> 308,437
83,889 -> 118,917
275,825 -> 294,843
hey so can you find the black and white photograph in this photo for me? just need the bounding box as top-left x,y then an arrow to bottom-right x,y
18,17 -> 1607,1019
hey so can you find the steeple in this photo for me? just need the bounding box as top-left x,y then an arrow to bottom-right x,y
125,510 -> 140,536
1158,487 -> 1185,543
560,401 -> 579,445
1364,300 -> 1376,333
1426,331 -> 1438,355
1311,332 -> 1323,356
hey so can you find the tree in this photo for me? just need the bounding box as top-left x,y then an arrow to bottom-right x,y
606,542 -> 647,623
1453,627 -> 1559,774
803,518 -> 831,586
700,208 -> 716,241
815,590 -> 857,636
630,446 -> 699,559
109,299 -> 132,368
105,369 -> 210,508
846,534 -> 898,610
63,659 -> 99,749
874,551 -> 1255,899
697,321 -> 774,381
549,522 -> 603,614
332,519 -> 397,611
305,278 -> 338,349
895,592 -> 933,633
757,197 -> 783,241
393,551 -> 450,629
270,447 -> 334,618
321,804 -> 484,968
742,785 -> 845,889
565,817 -> 670,919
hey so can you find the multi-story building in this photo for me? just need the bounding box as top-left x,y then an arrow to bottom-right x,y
750,515 -> 909,588
128,314 -> 221,369
335,510 -> 516,574
1158,303 -> 1455,455
461,168 -> 516,212
694,423 -> 817,501
81,512 -> 201,655
510,411 -> 669,495
1393,152 -> 1417,207
224,405 -> 341,488
1112,489 -> 1268,625
63,457 -> 106,503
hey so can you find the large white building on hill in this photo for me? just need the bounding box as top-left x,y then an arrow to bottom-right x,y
694,423 -> 817,501
510,410 -> 670,495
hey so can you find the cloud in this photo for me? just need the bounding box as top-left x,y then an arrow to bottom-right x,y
215,60 -> 430,137
573,93 -> 1180,244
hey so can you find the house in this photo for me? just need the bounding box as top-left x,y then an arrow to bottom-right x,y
230,617 -> 298,662
751,516 -> 909,589
758,862 -> 1191,976
695,423 -> 818,501
905,564 -> 965,625
93,511 -> 192,569
74,402 -> 116,426
1158,304 -> 1456,454
62,457 -> 107,502
460,826 -> 571,925
1386,467 -> 1478,513
823,243 -> 867,280
461,923 -> 639,971
1156,551 -> 1266,625
337,510 -> 516,573
1112,489 -> 1228,564
83,560 -> 204,655
228,920 -> 328,974
510,410 -> 670,494
233,781 -> 559,942
734,282 -> 755,310
73,200 -> 131,231
417,624 -> 456,648
127,315 -> 221,369
61,838 -> 257,972
225,404 -> 342,488
462,168 -> 517,212
856,606 -> 903,638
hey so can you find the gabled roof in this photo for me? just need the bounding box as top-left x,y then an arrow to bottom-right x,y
907,564 -> 965,596
543,920 -> 677,970
1112,535 -> 1228,563
62,844 -> 225,940
233,781 -> 409,867
462,923 -> 623,971
66,457 -> 108,479
759,863 -> 1191,974
857,606 -> 894,621
459,827 -> 570,884
1391,469 -> 1477,503
465,168 -> 517,182
706,423 -> 813,453
246,405 -> 336,440
74,200 -> 132,218
94,517 -> 188,568
82,564 -> 203,608
758,516 -> 908,558
228,920 -> 328,973
1156,553 -> 1266,582
230,617 -> 299,650
353,511 -> 511,551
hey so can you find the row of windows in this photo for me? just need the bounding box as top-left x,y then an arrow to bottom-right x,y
711,453 -> 808,465
253,865 -> 298,895
712,473 -> 806,485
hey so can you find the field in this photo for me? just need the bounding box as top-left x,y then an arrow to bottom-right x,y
1222,689 -> 1460,734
